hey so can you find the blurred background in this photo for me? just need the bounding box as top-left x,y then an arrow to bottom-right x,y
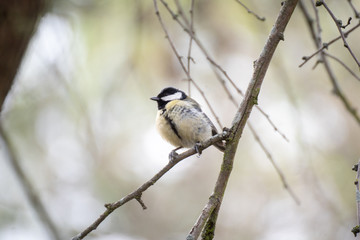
1,0 -> 360,240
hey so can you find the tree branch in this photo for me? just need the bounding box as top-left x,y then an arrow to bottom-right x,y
352,159 -> 360,237
324,52 -> 360,82
72,131 -> 230,240
299,0 -> 360,126
0,126 -> 61,240
155,0 -> 224,129
298,21 -> 360,68
0,1 -> 61,239
187,1 -> 299,239
315,0 -> 360,68
234,0 -> 266,21
75,1 -> 299,239
0,0 -> 47,108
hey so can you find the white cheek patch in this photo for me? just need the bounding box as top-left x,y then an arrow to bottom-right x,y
161,92 -> 182,101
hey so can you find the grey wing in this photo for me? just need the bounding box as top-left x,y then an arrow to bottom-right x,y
185,98 -> 218,134
185,97 -> 225,151
202,112 -> 218,136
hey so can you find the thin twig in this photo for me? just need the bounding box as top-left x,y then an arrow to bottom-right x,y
192,80 -> 224,129
299,0 -> 360,126
299,21 -> 360,68
186,0 -> 195,96
207,57 -> 245,96
348,0 -> 360,19
72,131 -> 230,240
254,106 -> 290,142
352,159 -> 360,237
234,0 -> 266,21
210,59 -> 290,142
324,52 -> 360,81
155,0 -> 224,129
249,124 -> 300,204
0,125 -> 61,240
316,0 -> 360,68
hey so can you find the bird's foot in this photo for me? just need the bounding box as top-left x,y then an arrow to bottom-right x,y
222,127 -> 230,134
169,147 -> 182,163
194,142 -> 202,157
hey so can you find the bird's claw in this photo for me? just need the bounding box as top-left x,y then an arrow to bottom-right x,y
169,150 -> 179,163
222,127 -> 230,133
194,142 -> 202,157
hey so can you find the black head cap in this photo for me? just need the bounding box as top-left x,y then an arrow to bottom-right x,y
150,87 -> 187,110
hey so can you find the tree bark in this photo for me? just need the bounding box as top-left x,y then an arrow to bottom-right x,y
0,0 -> 48,108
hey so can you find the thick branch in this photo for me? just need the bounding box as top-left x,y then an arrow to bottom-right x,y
75,1 -> 299,239
0,1 -> 60,240
187,1 -> 299,239
0,0 -> 47,108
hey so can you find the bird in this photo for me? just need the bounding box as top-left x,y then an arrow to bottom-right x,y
150,87 -> 225,160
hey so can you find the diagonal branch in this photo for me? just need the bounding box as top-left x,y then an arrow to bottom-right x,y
72,131 -> 230,240
234,0 -> 266,21
75,1 -> 299,239
324,52 -> 360,82
187,1 -> 299,239
0,125 -> 61,240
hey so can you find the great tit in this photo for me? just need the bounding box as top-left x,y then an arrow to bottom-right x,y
151,87 -> 225,158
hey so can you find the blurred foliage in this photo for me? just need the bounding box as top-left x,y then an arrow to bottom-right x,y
1,0 -> 360,240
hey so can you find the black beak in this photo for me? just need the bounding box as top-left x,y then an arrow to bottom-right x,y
150,97 -> 159,101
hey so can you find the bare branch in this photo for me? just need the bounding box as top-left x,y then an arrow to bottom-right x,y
75,1 -> 301,239
72,131 -> 230,240
187,195 -> 220,240
201,203 -> 220,240
299,21 -> 360,68
299,0 -> 360,125
188,1 -> 299,239
155,0 -> 224,129
0,126 -> 61,240
234,0 -> 266,21
324,52 -> 360,82
351,159 -> 360,237
249,124 -> 300,204
186,0 -> 195,96
211,65 -> 296,204
316,0 -> 360,68
348,0 -> 360,19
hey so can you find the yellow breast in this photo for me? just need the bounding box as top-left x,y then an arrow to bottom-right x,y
155,100 -> 212,148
